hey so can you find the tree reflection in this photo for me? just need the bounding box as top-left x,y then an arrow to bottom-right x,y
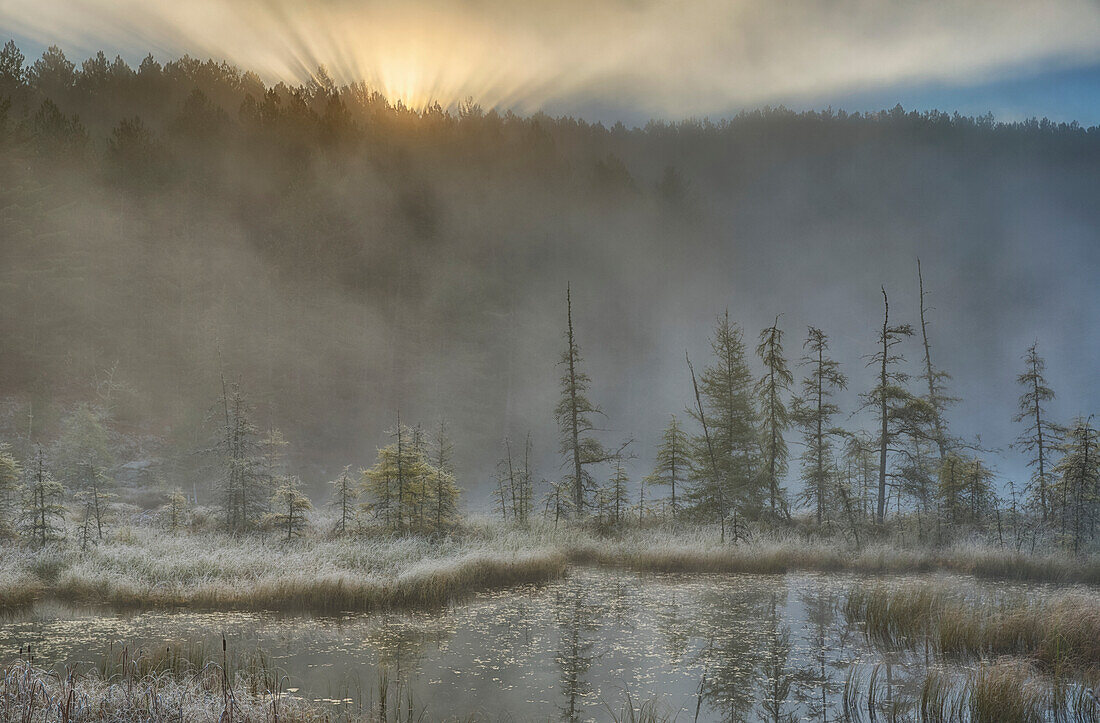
759,591 -> 794,723
553,583 -> 603,721
695,586 -> 769,721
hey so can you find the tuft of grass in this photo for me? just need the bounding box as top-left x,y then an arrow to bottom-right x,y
845,660 -> 1098,723
845,581 -> 1100,672
967,660 -> 1047,723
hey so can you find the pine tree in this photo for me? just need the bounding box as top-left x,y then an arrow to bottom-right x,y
269,475 -> 312,541
1013,343 -> 1062,524
329,465 -> 358,535
21,448 -> 66,546
650,415 -> 689,517
689,311 -> 760,519
755,317 -> 793,517
794,327 -> 846,525
555,286 -> 610,515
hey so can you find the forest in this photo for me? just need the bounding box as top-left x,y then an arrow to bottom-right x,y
1,41 -> 1100,722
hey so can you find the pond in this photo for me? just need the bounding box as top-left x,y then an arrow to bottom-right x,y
0,568 -> 1080,721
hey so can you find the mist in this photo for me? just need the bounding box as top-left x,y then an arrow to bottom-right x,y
0,45 -> 1097,511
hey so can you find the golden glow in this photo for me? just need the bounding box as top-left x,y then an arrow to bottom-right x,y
3,0 -> 1100,116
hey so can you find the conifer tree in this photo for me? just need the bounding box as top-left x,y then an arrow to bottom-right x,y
606,455 -> 631,526
937,452 -> 968,525
1013,343 -> 1061,523
431,419 -> 460,529
555,286 -> 609,515
361,418 -> 438,534
755,317 -> 793,516
163,487 -> 189,534
21,448 -> 65,546
860,287 -> 930,524
842,432 -> 877,519
73,466 -> 115,542
0,442 -> 21,534
269,475 -> 312,541
916,260 -> 957,458
650,415 -> 689,517
794,327 -> 847,524
329,465 -> 358,535
215,379 -> 267,531
689,311 -> 760,519
1052,417 -> 1098,553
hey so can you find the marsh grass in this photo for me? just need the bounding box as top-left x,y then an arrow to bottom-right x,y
3,518 -> 1100,615
844,581 -> 1100,671
845,660 -> 1099,723
0,649 -> 324,722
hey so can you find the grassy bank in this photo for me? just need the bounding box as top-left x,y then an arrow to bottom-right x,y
0,525 -> 568,612
572,526 -> 1100,584
2,519 -> 1100,614
844,581 -> 1100,671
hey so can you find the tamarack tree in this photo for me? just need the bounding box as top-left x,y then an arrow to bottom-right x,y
1013,343 -> 1062,524
555,286 -> 612,516
755,317 -> 793,517
21,448 -> 66,546
269,475 -> 312,541
329,465 -> 358,535
794,327 -> 847,525
362,417 -> 459,534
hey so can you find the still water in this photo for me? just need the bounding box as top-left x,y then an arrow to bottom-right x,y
0,568 -> 1069,721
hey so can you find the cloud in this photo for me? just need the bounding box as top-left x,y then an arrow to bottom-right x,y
4,0 -> 1100,115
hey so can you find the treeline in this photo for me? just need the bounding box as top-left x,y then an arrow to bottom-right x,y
0,271 -> 1096,552
0,383 -> 464,542
2,40 -> 1100,193
546,276 -> 1097,552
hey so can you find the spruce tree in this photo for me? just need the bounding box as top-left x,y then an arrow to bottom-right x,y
755,317 -> 793,517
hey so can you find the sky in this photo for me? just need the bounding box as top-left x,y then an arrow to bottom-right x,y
3,0 -> 1100,125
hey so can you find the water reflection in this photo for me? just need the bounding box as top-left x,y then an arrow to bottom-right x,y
0,569 -> 1069,721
